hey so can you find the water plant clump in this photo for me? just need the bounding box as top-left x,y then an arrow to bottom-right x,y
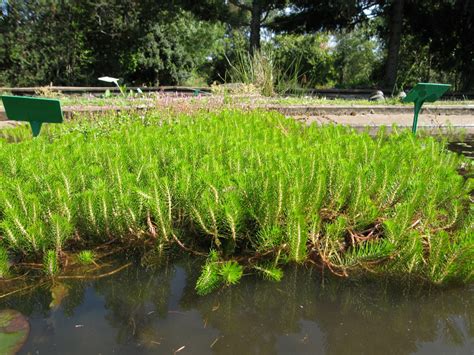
43,251 -> 59,277
0,247 -> 10,278
77,250 -> 95,265
0,109 -> 472,293
0,309 -> 30,354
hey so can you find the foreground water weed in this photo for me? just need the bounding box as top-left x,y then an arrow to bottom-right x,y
77,250 -> 95,265
0,110 -> 472,293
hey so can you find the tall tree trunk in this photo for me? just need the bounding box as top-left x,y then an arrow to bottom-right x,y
459,0 -> 474,91
249,1 -> 262,55
384,0 -> 404,92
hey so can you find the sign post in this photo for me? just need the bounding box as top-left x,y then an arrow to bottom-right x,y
1,95 -> 63,137
402,83 -> 451,134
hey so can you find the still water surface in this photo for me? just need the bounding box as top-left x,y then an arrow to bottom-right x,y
1,258 -> 473,355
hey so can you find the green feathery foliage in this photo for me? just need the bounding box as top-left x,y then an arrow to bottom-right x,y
77,250 -> 95,265
0,109 -> 472,289
43,250 -> 59,277
0,247 -> 9,278
254,264 -> 284,282
219,261 -> 243,285
195,250 -> 221,296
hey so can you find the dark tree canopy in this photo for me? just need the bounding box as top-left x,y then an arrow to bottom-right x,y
270,0 -> 376,33
0,0 -> 472,90
403,0 -> 474,91
0,0 -> 226,86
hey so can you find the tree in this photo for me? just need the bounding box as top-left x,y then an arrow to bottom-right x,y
334,25 -> 383,88
270,0 -> 377,33
178,0 -> 275,53
383,0 -> 404,91
0,0 -> 227,86
0,0 -> 92,86
272,33 -> 337,87
375,0 -> 474,91
228,0 -> 288,54
402,0 -> 474,91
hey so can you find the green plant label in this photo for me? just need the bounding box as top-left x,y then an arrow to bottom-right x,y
403,83 -> 451,103
1,95 -> 63,137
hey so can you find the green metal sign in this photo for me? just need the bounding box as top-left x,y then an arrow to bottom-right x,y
1,95 -> 63,137
402,83 -> 451,134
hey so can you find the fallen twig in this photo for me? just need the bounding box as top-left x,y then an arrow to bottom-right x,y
0,281 -> 48,299
171,233 -> 207,256
0,272 -> 30,282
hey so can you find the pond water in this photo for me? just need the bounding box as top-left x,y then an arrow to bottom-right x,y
1,258 -> 472,355
448,140 -> 474,160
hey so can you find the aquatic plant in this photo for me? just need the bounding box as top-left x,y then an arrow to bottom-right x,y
219,261 -> 243,286
253,264 -> 284,282
0,247 -> 9,278
195,252 -> 244,295
77,250 -> 95,265
0,310 -> 30,354
196,250 -> 222,295
0,109 -> 472,292
43,250 -> 59,277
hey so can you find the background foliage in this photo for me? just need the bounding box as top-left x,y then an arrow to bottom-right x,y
0,0 -> 472,91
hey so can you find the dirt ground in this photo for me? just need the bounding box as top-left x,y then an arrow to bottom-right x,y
0,120 -> 23,129
297,113 -> 474,127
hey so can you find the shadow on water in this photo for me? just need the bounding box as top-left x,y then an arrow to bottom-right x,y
1,258 -> 472,355
448,140 -> 474,160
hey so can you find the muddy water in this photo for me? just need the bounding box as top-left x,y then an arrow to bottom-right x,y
1,258 -> 472,355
